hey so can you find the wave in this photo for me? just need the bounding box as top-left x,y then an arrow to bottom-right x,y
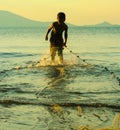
0,52 -> 37,58
0,98 -> 120,109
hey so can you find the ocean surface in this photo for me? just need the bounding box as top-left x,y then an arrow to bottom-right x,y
0,26 -> 120,130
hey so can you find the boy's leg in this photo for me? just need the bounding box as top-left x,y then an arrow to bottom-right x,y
58,48 -> 63,64
50,47 -> 57,64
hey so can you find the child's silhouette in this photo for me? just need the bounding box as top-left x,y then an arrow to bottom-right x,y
45,12 -> 68,65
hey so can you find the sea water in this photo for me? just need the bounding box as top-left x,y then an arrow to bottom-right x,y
0,26 -> 120,130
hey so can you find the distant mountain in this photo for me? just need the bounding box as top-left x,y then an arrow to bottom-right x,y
95,21 -> 112,26
85,21 -> 120,27
94,21 -> 118,27
0,10 -> 50,27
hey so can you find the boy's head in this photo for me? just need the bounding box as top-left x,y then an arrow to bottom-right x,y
57,12 -> 66,23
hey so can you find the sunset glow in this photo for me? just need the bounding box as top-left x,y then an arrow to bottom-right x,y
0,0 -> 120,25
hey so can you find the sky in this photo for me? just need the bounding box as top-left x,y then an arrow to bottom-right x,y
0,0 -> 120,25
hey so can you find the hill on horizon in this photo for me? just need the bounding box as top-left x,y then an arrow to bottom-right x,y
0,10 -> 119,27
0,10 -> 50,27
94,21 -> 120,27
83,21 -> 120,27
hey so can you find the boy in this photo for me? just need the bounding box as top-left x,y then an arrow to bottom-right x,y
45,12 -> 68,65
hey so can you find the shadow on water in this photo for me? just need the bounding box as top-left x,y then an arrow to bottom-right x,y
36,65 -> 73,104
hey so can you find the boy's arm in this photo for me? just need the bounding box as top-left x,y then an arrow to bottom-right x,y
63,27 -> 68,47
45,24 -> 53,41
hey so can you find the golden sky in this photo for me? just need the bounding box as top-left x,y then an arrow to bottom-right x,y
0,0 -> 120,25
